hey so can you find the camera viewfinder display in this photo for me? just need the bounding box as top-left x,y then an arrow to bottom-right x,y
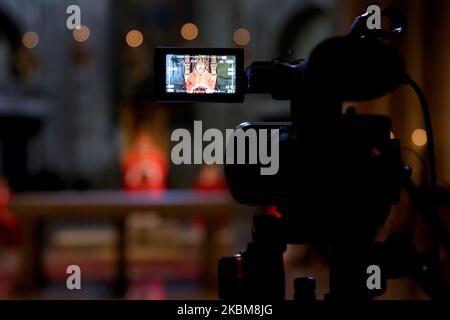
166,54 -> 236,94
154,48 -> 244,102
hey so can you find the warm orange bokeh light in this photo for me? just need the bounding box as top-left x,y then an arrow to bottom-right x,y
73,25 -> 90,42
181,23 -> 198,41
412,129 -> 427,147
22,31 -> 39,49
233,28 -> 251,46
126,30 -> 144,48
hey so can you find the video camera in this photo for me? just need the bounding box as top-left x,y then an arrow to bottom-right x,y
155,6 -> 450,300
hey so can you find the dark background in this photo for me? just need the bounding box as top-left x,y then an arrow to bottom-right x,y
0,0 -> 448,299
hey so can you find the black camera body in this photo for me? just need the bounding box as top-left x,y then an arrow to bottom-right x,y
225,113 -> 406,244
222,32 -> 409,243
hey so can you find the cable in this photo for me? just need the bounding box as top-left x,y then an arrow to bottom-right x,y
401,147 -> 450,194
405,76 -> 438,192
405,75 -> 450,259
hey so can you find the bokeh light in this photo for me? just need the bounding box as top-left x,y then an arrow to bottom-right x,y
22,31 -> 39,49
412,129 -> 427,147
233,28 -> 251,46
126,30 -> 144,48
73,25 -> 90,42
181,23 -> 198,41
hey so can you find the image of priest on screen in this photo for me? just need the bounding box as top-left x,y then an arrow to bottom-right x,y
184,55 -> 217,93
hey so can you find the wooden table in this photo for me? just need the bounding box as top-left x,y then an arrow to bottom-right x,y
8,190 -> 253,296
